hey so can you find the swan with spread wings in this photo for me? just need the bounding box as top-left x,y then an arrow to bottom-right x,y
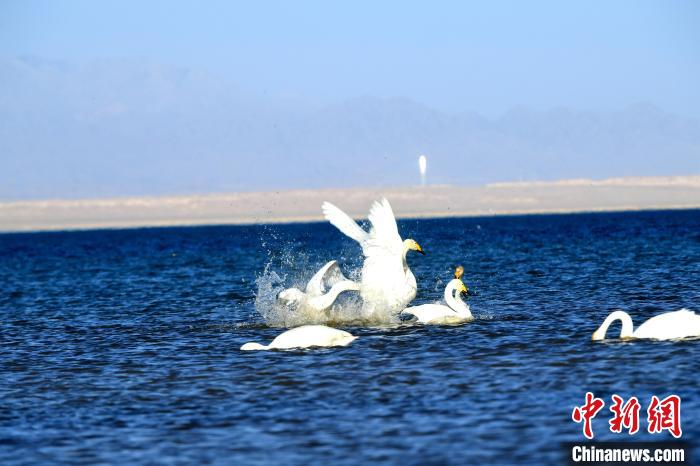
322,198 -> 424,320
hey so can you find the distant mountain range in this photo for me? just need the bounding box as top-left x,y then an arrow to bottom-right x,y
1,56 -> 699,199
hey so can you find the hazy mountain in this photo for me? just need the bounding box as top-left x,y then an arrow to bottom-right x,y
1,57 -> 699,199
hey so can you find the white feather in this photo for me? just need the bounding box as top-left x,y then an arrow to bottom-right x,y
364,198 -> 403,258
321,202 -> 368,244
305,260 -> 348,295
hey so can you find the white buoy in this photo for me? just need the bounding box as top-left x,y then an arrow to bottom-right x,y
418,155 -> 427,185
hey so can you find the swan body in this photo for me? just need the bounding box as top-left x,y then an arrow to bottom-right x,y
322,198 -> 424,319
277,260 -> 360,319
592,308 -> 700,341
402,274 -> 472,325
241,325 -> 357,351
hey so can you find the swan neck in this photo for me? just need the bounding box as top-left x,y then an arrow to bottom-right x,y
444,280 -> 471,317
330,280 -> 360,297
402,241 -> 410,258
444,282 -> 457,308
598,311 -> 634,339
315,280 -> 359,309
402,243 -> 410,271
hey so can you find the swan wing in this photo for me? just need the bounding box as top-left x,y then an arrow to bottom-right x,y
323,198 -> 402,259
364,198 -> 404,260
322,202 -> 369,245
634,309 -> 700,340
321,260 -> 350,287
305,260 -> 343,296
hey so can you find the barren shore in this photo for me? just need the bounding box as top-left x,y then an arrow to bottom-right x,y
1,176 -> 699,233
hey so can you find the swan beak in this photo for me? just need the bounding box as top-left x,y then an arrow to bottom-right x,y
459,283 -> 469,296
415,244 -> 425,255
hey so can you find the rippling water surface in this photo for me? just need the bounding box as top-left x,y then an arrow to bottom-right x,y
1,210 -> 699,465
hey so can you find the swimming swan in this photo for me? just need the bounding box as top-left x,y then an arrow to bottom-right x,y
401,266 -> 473,324
277,260 -> 360,317
592,308 -> 700,341
322,198 -> 424,318
240,325 -> 357,351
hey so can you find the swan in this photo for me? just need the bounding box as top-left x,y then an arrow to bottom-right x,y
592,308 -> 700,341
241,325 -> 357,351
401,266 -> 473,324
322,198 -> 424,319
277,260 -> 360,320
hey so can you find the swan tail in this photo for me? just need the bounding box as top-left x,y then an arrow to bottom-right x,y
322,202 -> 368,244
240,342 -> 267,351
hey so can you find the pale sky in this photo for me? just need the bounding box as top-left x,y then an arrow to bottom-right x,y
1,1 -> 699,199
1,0 -> 699,117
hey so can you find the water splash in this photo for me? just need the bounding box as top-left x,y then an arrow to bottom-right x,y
253,241 -> 405,327
253,238 -> 360,327
253,223 -> 413,327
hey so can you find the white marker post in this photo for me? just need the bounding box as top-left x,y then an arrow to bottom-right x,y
418,154 -> 427,186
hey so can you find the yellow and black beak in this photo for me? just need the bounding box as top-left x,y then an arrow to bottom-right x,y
416,244 -> 425,255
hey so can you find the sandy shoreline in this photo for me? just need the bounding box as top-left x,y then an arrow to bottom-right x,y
1,176 -> 699,233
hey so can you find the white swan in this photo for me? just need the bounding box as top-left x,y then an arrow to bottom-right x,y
241,325 -> 357,351
277,260 -> 360,320
592,308 -> 700,341
322,198 -> 424,319
401,266 -> 473,324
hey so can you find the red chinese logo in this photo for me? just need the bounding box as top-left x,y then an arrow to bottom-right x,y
572,393 -> 682,439
609,394 -> 640,434
572,392 -> 605,439
647,395 -> 682,438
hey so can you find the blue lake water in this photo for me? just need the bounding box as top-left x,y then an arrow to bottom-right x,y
1,209 -> 699,465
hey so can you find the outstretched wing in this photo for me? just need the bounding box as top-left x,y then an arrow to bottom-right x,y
363,198 -> 404,260
322,260 -> 350,288
322,202 -> 368,244
305,260 -> 349,296
322,198 -> 404,263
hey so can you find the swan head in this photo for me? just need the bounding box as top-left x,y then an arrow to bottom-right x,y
454,266 -> 464,279
447,278 -> 468,296
591,327 -> 606,341
456,279 -> 468,296
403,239 -> 425,255
277,288 -> 305,306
